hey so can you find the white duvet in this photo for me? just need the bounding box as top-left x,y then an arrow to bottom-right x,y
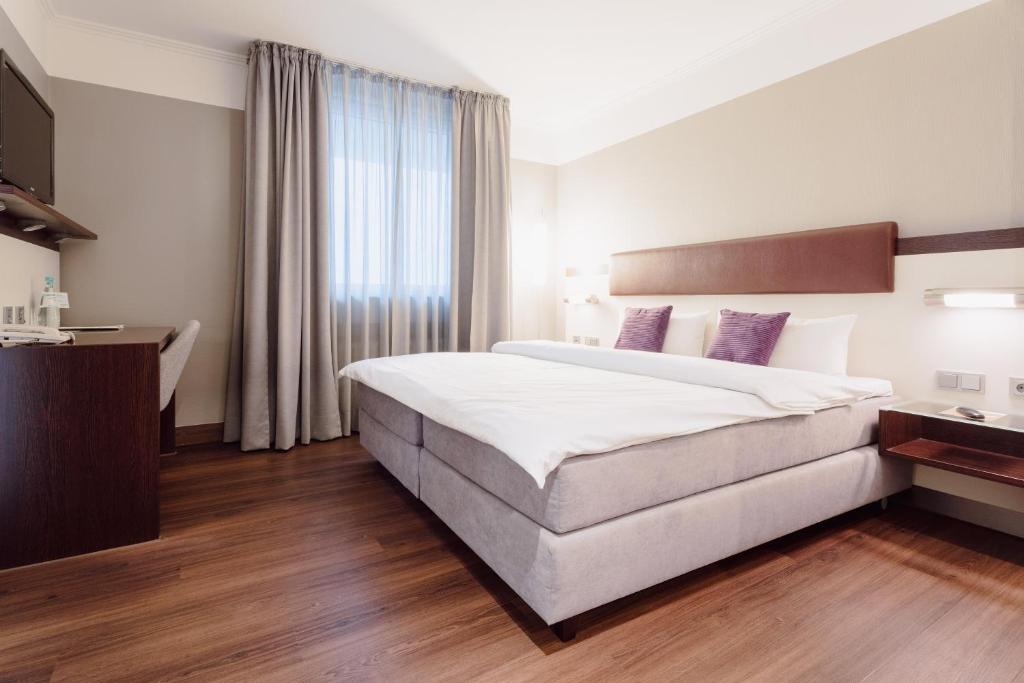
341,341 -> 892,487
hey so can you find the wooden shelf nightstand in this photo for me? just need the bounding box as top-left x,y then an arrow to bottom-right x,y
879,401 -> 1024,487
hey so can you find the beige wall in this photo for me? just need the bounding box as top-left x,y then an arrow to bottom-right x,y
558,0 -> 1021,257
510,159 -> 558,341
51,78 -> 553,427
554,0 -> 1024,519
557,0 -> 1024,390
54,78 -> 242,427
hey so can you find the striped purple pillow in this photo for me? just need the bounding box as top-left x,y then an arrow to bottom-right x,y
705,309 -> 791,365
615,306 -> 673,352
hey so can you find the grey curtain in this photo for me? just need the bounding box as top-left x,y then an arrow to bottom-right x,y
452,90 -> 512,352
227,42 -> 512,446
224,42 -> 342,450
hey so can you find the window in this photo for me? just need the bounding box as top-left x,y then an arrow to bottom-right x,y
330,67 -> 453,299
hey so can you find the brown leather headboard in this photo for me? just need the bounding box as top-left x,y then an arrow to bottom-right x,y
609,222 -> 897,295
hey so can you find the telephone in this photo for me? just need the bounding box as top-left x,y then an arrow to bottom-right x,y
0,324 -> 74,345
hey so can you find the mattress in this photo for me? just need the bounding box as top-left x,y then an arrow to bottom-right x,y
358,381 -> 895,532
423,395 -> 893,533
345,343 -> 893,487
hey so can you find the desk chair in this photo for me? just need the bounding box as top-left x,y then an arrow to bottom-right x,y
160,320 -> 200,411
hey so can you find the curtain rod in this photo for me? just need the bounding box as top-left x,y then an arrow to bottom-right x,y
250,39 -> 506,101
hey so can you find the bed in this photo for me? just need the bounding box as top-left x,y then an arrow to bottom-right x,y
344,222 -> 909,640
344,341 -> 912,640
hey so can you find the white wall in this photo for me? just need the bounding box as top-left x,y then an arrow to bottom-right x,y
0,238 -> 59,324
510,159 -> 558,341
552,0 -> 1024,521
0,4 -> 48,99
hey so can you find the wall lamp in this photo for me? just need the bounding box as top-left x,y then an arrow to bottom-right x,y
924,288 -> 1024,309
562,295 -> 601,305
564,264 -> 609,277
563,263 -> 608,305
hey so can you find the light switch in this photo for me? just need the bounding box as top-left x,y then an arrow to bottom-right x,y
937,372 -> 959,389
959,373 -> 984,392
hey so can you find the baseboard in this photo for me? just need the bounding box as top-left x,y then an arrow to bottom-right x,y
909,486 -> 1024,538
175,422 -> 224,448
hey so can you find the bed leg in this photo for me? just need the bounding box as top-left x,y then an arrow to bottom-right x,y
551,616 -> 579,642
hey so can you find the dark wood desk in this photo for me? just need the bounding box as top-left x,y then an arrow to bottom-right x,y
0,326 -> 175,570
73,327 -> 178,455
71,326 -> 175,348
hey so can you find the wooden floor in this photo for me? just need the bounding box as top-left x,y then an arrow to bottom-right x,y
2,439 -> 1024,682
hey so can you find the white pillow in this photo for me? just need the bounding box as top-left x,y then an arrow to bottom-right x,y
661,311 -> 709,356
768,314 -> 857,375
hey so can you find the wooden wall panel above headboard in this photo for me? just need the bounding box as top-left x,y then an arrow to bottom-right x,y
609,222 -> 897,296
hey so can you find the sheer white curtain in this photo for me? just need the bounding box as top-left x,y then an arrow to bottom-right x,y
330,64 -> 454,433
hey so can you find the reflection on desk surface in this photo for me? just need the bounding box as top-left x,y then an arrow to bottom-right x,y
60,325 -> 125,332
71,326 -> 177,349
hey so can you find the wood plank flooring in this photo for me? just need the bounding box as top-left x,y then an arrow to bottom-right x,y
2,438 -> 1024,681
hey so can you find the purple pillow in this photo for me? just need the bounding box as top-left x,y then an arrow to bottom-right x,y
615,306 -> 673,352
705,309 -> 790,365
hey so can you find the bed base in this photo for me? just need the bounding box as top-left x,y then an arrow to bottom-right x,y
551,616 -> 579,642
358,412 -> 912,641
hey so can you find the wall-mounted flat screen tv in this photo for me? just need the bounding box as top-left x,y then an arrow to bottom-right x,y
0,51 -> 54,205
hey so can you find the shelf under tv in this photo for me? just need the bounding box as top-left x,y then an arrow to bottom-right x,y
0,184 -> 97,251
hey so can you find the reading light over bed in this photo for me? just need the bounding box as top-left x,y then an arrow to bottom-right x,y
924,288 -> 1024,309
564,264 -> 609,277
563,263 -> 608,304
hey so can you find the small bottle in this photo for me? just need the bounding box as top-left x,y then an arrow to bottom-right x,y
40,276 -> 58,328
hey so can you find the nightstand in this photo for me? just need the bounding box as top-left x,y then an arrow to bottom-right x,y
879,401 -> 1024,487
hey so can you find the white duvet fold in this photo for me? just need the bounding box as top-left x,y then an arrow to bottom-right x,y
341,341 -> 891,488
492,341 -> 891,412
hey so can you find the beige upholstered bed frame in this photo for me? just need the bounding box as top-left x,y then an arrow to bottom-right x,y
357,387 -> 911,641
355,222 -> 910,641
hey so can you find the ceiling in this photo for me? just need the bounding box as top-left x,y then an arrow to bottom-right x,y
7,0 -> 991,163
49,0 -> 826,133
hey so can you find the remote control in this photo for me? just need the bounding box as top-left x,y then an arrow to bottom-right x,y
955,406 -> 985,421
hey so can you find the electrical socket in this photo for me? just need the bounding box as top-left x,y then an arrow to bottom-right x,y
583,336 -> 600,347
1,306 -> 12,324
1011,377 -> 1024,398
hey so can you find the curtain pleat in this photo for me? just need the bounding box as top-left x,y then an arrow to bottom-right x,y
225,42 -> 341,450
452,91 -> 512,352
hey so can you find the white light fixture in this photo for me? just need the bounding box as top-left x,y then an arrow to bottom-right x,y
564,264 -> 609,277
924,288 -> 1024,309
564,263 -> 607,305
562,294 -> 600,305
